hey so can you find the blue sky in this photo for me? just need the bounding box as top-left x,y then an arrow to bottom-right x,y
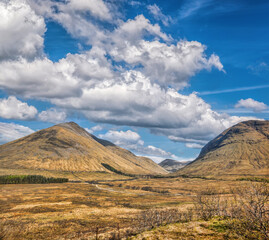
0,0 -> 268,162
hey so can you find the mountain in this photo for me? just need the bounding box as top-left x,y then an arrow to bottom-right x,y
177,120 -> 269,178
159,159 -> 191,173
0,122 -> 166,175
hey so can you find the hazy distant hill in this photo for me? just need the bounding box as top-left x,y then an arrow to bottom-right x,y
177,120 -> 269,178
159,159 -> 191,172
0,122 -> 166,175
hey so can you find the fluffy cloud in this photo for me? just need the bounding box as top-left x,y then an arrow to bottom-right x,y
86,125 -> 104,134
0,122 -> 34,144
28,0 -> 110,45
0,0 -> 46,61
112,15 -> 171,43
29,0 -> 111,20
99,130 -> 143,146
0,58 -> 79,98
147,4 -> 172,26
66,0 -> 111,20
235,98 -> 268,112
99,129 -> 177,159
109,39 -> 223,89
110,14 -> 222,90
0,96 -> 37,120
0,48 -> 112,98
38,108 -> 67,123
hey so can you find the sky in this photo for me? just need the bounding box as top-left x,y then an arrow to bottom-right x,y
0,0 -> 268,163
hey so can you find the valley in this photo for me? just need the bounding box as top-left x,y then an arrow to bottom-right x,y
0,120 -> 268,239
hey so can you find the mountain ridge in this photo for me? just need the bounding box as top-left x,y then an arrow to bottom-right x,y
0,122 -> 167,175
177,120 -> 269,178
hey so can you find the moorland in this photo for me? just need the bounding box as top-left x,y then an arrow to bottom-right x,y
0,120 -> 268,239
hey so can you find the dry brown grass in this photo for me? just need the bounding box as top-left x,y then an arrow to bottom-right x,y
0,176 -> 257,239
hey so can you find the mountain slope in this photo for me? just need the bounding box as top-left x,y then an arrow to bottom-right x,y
159,159 -> 191,172
0,122 -> 166,175
177,120 -> 269,178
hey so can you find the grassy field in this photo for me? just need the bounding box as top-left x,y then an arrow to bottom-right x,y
1,173 -> 265,239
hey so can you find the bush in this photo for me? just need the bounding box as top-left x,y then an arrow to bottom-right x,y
0,175 -> 68,184
193,187 -> 228,221
193,183 -> 269,239
227,182 -> 269,239
137,208 -> 192,230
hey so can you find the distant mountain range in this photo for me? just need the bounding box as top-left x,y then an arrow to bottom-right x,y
159,159 -> 192,172
1,120 -> 268,179
177,120 -> 269,178
0,122 -> 166,175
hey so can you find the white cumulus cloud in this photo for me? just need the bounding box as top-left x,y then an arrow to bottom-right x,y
235,98 -> 268,112
28,0 -> 111,45
99,129 -> 177,159
112,15 -> 171,44
66,0 -> 112,20
0,96 -> 37,120
86,125 -> 104,134
109,40 -> 223,89
99,130 -> 142,146
0,47 -> 115,99
38,108 -> 67,123
0,0 -> 46,61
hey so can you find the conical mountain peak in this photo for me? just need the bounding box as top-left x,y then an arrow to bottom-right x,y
0,122 -> 166,175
